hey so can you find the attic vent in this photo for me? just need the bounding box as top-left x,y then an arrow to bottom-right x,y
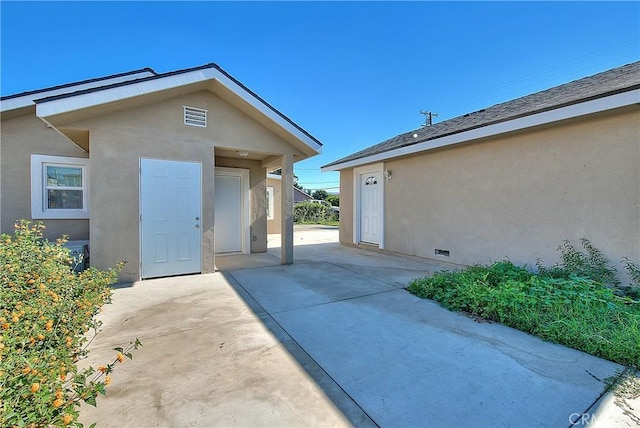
183,106 -> 207,127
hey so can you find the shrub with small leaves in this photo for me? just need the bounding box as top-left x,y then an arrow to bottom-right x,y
294,201 -> 338,224
0,220 -> 139,427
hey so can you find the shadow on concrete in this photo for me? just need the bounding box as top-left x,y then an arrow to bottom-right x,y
219,269 -> 378,427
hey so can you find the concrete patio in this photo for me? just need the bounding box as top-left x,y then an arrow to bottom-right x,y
79,225 -> 637,427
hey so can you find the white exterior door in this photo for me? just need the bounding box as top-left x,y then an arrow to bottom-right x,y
215,168 -> 249,254
360,171 -> 381,244
140,159 -> 202,279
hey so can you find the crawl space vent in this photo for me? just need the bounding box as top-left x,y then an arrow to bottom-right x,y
183,106 -> 207,127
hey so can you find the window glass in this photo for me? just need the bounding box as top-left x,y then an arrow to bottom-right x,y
47,189 -> 83,209
267,187 -> 274,220
46,166 -> 83,187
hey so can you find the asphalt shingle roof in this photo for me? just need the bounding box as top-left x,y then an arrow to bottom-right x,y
323,61 -> 640,169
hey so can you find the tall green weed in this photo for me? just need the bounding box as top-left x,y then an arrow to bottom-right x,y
408,260 -> 640,368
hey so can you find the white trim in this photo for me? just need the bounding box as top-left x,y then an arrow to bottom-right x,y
215,167 -> 251,255
30,154 -> 89,219
353,163 -> 384,249
267,173 -> 282,180
322,89 -> 640,172
35,66 -> 322,154
1,70 -> 155,112
266,186 -> 275,221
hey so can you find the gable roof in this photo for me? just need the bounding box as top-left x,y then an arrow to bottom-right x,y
2,63 -> 322,156
322,61 -> 640,171
294,187 -> 313,202
1,68 -> 157,113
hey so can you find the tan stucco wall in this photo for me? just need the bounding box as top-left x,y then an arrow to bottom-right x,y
63,90 -> 297,281
0,112 -> 89,241
266,176 -> 282,234
341,108 -> 640,275
339,169 -> 354,244
215,157 -> 268,253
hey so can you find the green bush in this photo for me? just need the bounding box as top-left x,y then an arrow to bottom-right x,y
536,238 -> 639,299
408,260 -> 640,368
294,201 -> 338,224
0,221 -> 138,427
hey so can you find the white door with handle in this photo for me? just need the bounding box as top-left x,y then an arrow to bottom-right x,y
360,171 -> 381,245
140,158 -> 202,278
214,168 -> 250,254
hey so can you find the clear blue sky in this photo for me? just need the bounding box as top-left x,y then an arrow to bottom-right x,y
2,1 -> 638,193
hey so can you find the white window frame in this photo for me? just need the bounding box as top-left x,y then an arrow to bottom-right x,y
31,154 -> 89,219
266,186 -> 275,220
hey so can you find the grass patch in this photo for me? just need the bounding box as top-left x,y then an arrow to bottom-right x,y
407,261 -> 640,368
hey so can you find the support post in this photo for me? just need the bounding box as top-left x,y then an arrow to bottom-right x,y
280,153 -> 294,264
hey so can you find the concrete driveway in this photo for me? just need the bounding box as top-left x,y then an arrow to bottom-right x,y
80,225 -> 636,427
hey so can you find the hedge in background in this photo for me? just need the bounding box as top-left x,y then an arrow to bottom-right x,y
294,201 -> 338,224
0,221 -> 135,427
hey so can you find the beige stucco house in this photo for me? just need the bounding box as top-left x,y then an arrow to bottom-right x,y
322,62 -> 640,275
1,63 -> 322,281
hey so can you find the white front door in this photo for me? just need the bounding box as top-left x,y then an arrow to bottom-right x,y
140,158 -> 202,279
215,168 -> 250,254
360,171 -> 381,244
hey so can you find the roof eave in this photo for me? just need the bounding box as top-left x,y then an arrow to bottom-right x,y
35,66 -> 322,156
1,69 -> 156,113
321,89 -> 640,172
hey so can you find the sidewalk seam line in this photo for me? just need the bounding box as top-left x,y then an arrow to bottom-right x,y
227,270 -> 381,428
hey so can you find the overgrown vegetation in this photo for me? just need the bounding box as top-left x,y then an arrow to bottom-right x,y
294,201 -> 339,225
407,239 -> 640,368
0,221 -> 139,427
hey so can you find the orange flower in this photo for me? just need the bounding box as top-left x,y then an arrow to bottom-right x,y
37,334 -> 44,341
55,389 -> 63,399
62,414 -> 73,425
22,366 -> 31,374
30,383 -> 40,393
53,398 -> 64,408
98,365 -> 107,373
45,320 -> 53,331
104,375 -> 112,385
116,352 -> 125,363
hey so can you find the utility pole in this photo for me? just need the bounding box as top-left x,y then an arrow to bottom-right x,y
420,110 -> 438,127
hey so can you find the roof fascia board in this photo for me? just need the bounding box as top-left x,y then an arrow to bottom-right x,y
35,68 -> 215,117
36,67 -> 322,155
211,69 -> 322,153
322,89 -> 640,172
1,70 -> 155,113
